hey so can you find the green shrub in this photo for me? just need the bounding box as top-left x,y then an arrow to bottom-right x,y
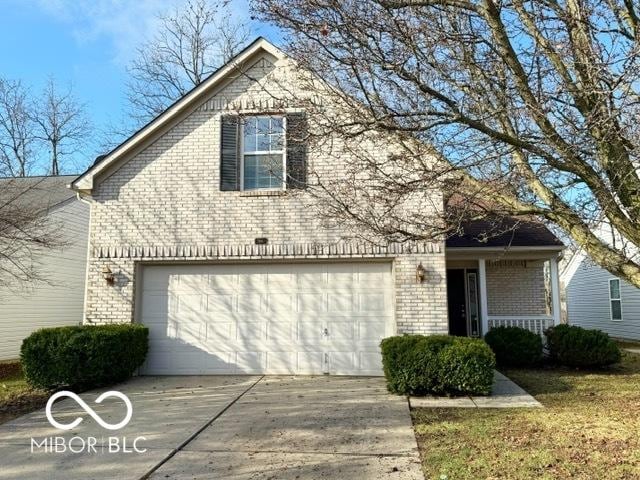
544,324 -> 621,367
485,326 -> 543,367
21,324 -> 148,391
380,335 -> 495,396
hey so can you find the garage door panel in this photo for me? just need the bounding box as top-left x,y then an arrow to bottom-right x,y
327,320 -> 355,341
296,351 -> 324,374
266,352 -> 297,373
140,262 -> 392,375
296,321 -> 322,343
235,352 -> 265,373
141,293 -> 168,316
357,318 -> 389,342
266,293 -> 294,313
206,322 -> 233,342
328,293 -> 354,313
206,294 -> 235,313
358,293 -> 388,312
266,321 -> 294,342
200,352 -> 234,372
238,294 -> 265,312
297,293 -> 325,312
236,322 -> 265,342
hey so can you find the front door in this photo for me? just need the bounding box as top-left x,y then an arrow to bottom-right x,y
447,269 -> 467,336
447,269 -> 481,337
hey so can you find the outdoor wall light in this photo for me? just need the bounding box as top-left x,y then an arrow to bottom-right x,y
416,263 -> 426,283
102,266 -> 115,286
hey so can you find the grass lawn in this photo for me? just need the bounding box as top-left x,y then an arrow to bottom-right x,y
0,361 -> 49,425
412,349 -> 640,480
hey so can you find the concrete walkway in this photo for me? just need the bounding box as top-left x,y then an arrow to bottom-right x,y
0,376 -> 423,480
410,371 -> 542,409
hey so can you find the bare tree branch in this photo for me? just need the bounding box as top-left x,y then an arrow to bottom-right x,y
125,0 -> 251,125
254,0 -> 640,287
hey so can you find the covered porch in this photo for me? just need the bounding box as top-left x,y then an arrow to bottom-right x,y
445,220 -> 564,337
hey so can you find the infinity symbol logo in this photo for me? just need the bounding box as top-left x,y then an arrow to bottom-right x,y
45,391 -> 133,431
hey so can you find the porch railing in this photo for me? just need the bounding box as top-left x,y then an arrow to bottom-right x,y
487,315 -> 555,336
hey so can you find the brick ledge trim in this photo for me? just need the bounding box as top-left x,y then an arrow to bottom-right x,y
93,242 -> 442,260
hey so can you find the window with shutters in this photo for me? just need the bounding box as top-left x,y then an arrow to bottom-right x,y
609,278 -> 623,321
241,116 -> 285,190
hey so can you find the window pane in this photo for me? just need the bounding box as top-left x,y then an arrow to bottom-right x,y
609,279 -> 621,299
611,300 -> 622,320
243,116 -> 284,153
243,154 -> 283,190
243,118 -> 257,152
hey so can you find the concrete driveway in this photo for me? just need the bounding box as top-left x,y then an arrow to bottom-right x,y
0,376 -> 422,480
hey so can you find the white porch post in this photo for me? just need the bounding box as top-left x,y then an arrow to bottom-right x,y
550,255 -> 561,325
478,258 -> 489,336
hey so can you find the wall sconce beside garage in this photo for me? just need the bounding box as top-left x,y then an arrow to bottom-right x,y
416,263 -> 426,283
102,265 -> 115,286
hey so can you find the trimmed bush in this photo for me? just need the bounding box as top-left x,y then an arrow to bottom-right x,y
380,335 -> 495,396
544,324 -> 621,367
485,326 -> 543,367
21,324 -> 148,391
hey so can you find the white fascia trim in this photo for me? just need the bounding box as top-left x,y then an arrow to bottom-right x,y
71,38 -> 286,192
446,246 -> 564,253
559,249 -> 585,285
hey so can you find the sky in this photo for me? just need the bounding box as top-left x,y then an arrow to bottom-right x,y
0,0 -> 281,173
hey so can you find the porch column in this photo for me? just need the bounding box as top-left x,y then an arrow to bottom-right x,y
478,258 -> 489,336
550,255 -> 561,325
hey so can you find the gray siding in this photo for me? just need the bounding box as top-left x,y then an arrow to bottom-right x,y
566,259 -> 640,340
0,199 -> 89,360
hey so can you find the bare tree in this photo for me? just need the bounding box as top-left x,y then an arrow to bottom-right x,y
0,178 -> 64,288
32,78 -> 91,175
126,0 -> 251,124
0,78 -> 35,177
254,0 -> 640,288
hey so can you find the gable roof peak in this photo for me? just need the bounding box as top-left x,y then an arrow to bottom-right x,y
71,36 -> 286,193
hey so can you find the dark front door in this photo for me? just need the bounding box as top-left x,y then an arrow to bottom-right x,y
447,269 -> 467,336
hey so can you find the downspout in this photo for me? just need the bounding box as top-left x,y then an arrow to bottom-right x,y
76,190 -> 93,324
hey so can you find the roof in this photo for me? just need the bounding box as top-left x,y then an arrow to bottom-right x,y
72,37 -> 286,193
446,217 -> 564,249
0,175 -> 79,213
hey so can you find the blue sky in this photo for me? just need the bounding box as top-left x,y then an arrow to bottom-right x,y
0,0 -> 280,173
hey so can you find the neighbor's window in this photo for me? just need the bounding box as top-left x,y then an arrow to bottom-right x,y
242,116 -> 285,190
609,278 -> 623,321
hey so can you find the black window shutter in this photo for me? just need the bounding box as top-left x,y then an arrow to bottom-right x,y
220,115 -> 240,191
286,112 -> 308,189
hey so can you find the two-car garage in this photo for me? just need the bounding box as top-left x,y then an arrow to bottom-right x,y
138,262 -> 394,376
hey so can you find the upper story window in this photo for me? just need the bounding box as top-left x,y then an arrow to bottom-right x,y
609,278 -> 623,321
241,116 -> 285,190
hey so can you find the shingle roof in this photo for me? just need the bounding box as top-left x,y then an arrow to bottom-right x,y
0,175 -> 78,212
446,217 -> 564,248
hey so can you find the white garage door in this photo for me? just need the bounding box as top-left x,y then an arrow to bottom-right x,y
139,262 -> 393,376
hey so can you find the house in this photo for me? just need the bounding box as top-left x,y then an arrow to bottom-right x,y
0,175 -> 89,361
70,38 -> 564,376
562,247 -> 640,341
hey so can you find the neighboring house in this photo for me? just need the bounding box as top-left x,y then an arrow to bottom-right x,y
0,175 -> 89,361
562,249 -> 640,341
70,38 -> 564,376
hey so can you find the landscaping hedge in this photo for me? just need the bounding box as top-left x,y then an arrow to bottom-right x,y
21,324 -> 148,391
380,335 -> 495,396
484,326 -> 543,367
544,324 -> 621,368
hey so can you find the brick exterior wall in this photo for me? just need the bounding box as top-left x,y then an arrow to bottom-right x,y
486,260 -> 548,315
83,53 -> 449,335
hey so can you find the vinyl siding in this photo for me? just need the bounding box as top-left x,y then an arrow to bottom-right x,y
566,259 -> 640,340
0,199 -> 89,360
